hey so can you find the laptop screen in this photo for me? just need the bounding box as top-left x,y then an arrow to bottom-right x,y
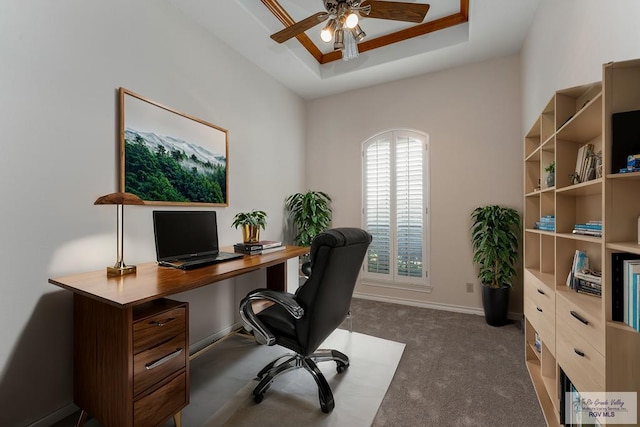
153,210 -> 220,262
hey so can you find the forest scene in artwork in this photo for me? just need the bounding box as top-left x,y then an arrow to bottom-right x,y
124,128 -> 226,204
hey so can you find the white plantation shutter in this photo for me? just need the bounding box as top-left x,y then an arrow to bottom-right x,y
363,130 -> 429,286
396,135 -> 423,278
365,137 -> 391,274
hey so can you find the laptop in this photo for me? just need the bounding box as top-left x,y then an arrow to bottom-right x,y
153,210 -> 243,270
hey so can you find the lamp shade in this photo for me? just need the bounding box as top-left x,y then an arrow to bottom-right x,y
94,192 -> 144,206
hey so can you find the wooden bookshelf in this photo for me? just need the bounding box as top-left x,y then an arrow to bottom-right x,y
523,59 -> 640,426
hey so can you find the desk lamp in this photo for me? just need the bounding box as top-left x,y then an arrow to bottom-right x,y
94,192 -> 144,276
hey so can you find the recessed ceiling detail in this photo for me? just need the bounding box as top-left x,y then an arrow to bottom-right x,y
261,0 -> 469,64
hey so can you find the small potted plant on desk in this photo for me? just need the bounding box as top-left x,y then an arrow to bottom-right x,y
232,209 -> 267,243
470,205 -> 521,326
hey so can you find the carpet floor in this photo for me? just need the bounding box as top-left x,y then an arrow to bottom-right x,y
347,298 -> 546,427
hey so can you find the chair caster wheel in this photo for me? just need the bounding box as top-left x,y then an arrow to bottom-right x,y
336,362 -> 348,373
320,398 -> 335,413
253,393 -> 264,403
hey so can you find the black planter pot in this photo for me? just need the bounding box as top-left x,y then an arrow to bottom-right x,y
482,285 -> 510,326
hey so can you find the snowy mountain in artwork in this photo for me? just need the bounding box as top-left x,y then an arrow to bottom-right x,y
125,128 -> 225,174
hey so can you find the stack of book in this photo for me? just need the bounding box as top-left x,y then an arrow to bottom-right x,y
534,215 -> 555,231
233,240 -> 285,255
611,253 -> 640,327
574,143 -> 595,183
574,270 -> 602,297
621,257 -> 640,332
566,250 -> 602,297
572,220 -> 602,237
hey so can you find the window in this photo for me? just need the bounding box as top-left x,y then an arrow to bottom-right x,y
362,130 -> 429,287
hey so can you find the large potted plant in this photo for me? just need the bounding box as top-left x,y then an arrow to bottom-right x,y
470,205 -> 520,326
285,191 -> 332,247
232,209 -> 267,243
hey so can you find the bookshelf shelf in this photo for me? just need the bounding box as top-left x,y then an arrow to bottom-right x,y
555,178 -> 603,196
606,242 -> 640,254
606,319 -> 639,333
555,232 -> 602,243
523,59 -> 640,426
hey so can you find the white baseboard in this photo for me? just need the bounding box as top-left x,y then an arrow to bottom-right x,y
353,292 -> 523,322
189,323 -> 243,355
27,403 -> 78,427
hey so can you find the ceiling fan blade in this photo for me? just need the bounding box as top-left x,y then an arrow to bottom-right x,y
361,1 -> 430,23
271,11 -> 330,43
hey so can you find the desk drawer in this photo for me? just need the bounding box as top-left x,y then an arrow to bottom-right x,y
133,306 -> 186,354
134,371 -> 187,427
556,291 -> 604,356
557,323 -> 604,392
133,332 -> 186,396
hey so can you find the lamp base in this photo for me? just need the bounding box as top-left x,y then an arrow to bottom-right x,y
107,265 -> 137,276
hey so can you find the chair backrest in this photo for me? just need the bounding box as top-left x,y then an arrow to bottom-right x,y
295,228 -> 372,355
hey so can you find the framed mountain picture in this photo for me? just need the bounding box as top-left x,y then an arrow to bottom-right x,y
119,87 -> 229,206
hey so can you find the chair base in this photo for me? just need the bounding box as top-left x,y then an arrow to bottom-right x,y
252,349 -> 350,413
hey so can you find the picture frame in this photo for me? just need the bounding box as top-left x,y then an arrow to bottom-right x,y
119,87 -> 229,206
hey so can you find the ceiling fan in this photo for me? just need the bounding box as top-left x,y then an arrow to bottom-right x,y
270,0 -> 430,60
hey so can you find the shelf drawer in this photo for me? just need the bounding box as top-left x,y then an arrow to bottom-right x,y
524,273 -> 555,315
524,274 -> 556,355
557,323 -> 604,392
133,332 -> 186,396
134,371 -> 188,427
133,306 -> 186,355
556,291 -> 604,355
525,298 -> 555,356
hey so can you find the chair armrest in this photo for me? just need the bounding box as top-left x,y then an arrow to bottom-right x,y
239,289 -> 304,346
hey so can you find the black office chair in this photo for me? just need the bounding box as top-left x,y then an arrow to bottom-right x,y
239,227 -> 372,413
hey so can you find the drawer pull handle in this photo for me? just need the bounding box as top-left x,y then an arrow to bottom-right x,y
145,348 -> 183,370
537,289 -> 545,295
150,317 -> 175,327
574,348 -> 585,357
536,307 -> 543,312
570,311 -> 589,325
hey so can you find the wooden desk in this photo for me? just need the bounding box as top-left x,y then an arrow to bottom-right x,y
49,246 -> 308,427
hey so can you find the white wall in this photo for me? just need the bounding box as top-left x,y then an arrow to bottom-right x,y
0,1 -> 305,425
521,0 -> 640,133
306,56 -> 523,314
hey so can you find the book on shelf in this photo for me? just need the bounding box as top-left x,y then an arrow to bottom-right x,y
535,222 -> 555,231
632,273 -> 640,331
574,270 -> 601,285
611,253 -> 640,322
573,221 -> 602,230
572,220 -> 602,237
574,143 -> 595,183
233,240 -> 282,251
567,250 -> 591,290
623,259 -> 640,330
572,229 -> 602,237
233,245 -> 286,255
535,215 -> 555,231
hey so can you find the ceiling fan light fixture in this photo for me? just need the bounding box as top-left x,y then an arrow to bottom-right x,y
345,12 -> 359,29
320,19 -> 336,43
333,28 -> 344,50
351,24 -> 366,42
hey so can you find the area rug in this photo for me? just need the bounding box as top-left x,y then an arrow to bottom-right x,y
202,329 -> 405,427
